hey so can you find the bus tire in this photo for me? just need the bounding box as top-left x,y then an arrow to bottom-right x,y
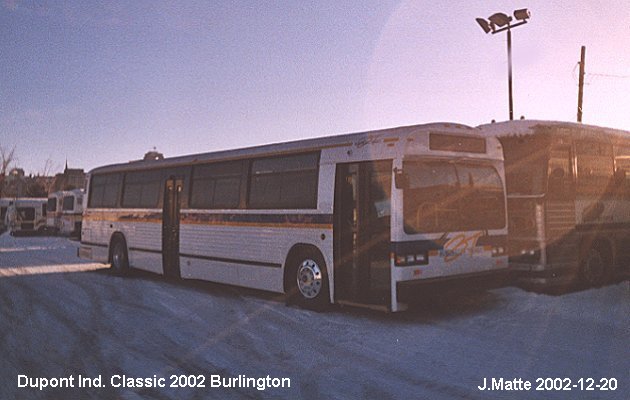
110,235 -> 130,276
579,246 -> 608,287
285,249 -> 330,311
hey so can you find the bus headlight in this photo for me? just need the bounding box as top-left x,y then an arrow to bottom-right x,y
394,252 -> 429,266
491,246 -> 506,257
509,247 -> 541,264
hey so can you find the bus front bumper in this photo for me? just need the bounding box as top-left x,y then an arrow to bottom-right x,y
510,262 -> 578,289
78,245 -> 93,260
396,268 -> 511,301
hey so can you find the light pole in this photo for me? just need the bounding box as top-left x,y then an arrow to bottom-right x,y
476,9 -> 531,121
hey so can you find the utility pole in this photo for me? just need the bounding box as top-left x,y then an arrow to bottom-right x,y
507,27 -> 513,120
577,46 -> 586,122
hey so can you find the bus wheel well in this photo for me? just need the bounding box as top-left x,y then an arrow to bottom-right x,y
616,236 -> 630,273
283,244 -> 330,310
584,237 -> 612,263
579,237 -> 612,286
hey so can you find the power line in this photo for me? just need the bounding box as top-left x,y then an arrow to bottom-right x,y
586,71 -> 630,79
572,62 -> 630,85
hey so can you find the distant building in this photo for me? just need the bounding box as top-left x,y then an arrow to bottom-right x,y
7,167 -> 25,181
143,149 -> 164,161
50,162 -> 86,193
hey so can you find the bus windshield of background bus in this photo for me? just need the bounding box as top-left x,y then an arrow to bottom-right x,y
501,136 -> 547,195
403,161 -> 505,234
504,155 -> 547,195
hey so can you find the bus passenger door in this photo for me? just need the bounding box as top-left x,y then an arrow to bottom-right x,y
334,161 -> 392,305
163,178 -> 183,278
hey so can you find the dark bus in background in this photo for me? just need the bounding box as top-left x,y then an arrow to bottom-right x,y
479,120 -> 630,289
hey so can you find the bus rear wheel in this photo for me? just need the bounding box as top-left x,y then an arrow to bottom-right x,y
110,237 -> 129,276
580,247 -> 608,287
286,250 -> 330,310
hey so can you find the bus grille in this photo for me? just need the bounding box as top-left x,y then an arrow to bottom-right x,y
507,198 -> 537,237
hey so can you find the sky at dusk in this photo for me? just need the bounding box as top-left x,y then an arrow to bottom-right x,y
1,0 -> 629,175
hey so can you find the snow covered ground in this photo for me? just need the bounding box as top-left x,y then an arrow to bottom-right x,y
0,234 -> 627,399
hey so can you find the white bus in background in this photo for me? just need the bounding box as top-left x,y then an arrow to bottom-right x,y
79,123 -> 509,312
478,120 -> 630,289
46,191 -> 63,233
61,189 -> 84,237
48,189 -> 84,237
4,198 -> 47,236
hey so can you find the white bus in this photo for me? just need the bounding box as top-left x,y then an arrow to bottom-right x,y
48,189 -> 84,236
4,198 -> 48,235
479,120 -> 630,289
80,123 -> 509,311
46,191 -> 63,233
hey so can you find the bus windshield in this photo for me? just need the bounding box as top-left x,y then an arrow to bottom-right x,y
47,197 -> 57,212
403,160 -> 506,234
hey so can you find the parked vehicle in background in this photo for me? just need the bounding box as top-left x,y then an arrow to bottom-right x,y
3,198 -> 47,236
46,191 -> 63,233
80,122 -> 509,312
478,120 -> 630,289
47,189 -> 84,237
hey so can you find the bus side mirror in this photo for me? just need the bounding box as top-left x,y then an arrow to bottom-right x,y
394,167 -> 408,189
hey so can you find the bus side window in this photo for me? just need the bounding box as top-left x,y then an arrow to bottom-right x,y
576,141 -> 614,196
614,146 -> 630,199
89,173 -> 122,208
547,147 -> 573,199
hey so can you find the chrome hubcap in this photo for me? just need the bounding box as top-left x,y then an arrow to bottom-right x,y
112,245 -> 123,269
297,259 -> 322,299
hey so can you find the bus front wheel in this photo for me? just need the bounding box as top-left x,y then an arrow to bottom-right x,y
286,250 -> 330,310
110,236 -> 129,276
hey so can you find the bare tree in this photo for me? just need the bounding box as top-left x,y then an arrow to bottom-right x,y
0,145 -> 17,196
37,157 -> 59,194
40,158 -> 54,176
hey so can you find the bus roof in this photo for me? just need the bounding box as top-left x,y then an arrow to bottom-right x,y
48,189 -> 84,198
477,119 -> 630,141
8,198 -> 47,205
89,122 -> 480,174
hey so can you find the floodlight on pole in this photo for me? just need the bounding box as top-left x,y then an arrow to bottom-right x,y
488,13 -> 511,27
514,9 -> 531,21
475,18 -> 492,34
475,8 -> 531,121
